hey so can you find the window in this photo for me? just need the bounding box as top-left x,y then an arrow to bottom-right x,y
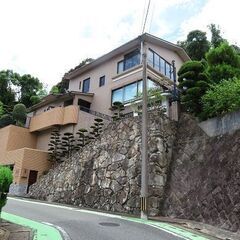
124,82 -> 137,102
79,81 -> 81,90
111,78 -> 158,104
112,88 -> 124,103
148,49 -> 174,79
82,78 -> 90,93
117,49 -> 140,74
99,76 -> 105,87
117,61 -> 124,74
124,50 -> 140,71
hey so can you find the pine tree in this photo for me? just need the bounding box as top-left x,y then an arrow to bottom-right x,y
48,128 -> 62,163
110,101 -> 125,121
90,118 -> 104,139
61,132 -> 75,158
76,128 -> 89,150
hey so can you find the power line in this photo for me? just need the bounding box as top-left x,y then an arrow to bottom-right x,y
142,0 -> 151,34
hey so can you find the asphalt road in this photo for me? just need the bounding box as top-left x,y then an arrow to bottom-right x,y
3,197 -> 185,240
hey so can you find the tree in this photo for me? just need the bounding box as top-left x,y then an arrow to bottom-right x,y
177,30 -> 210,60
110,101 -> 125,121
178,60 -> 210,117
50,86 -> 60,94
14,74 -> 44,108
206,42 -> 240,83
48,128 -> 62,163
0,114 -> 14,128
202,78 -> 240,119
208,24 -> 225,48
76,128 -> 89,150
90,118 -> 104,139
0,70 -> 16,107
61,132 -> 75,158
0,102 -> 4,118
0,167 -> 13,215
12,104 -> 27,127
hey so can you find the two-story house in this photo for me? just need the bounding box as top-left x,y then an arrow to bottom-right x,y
0,33 -> 190,196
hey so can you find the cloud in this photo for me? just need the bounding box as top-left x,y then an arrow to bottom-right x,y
0,0 -> 238,90
179,0 -> 240,44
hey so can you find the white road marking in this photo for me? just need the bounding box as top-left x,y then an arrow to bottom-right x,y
8,197 -> 190,240
42,221 -> 72,240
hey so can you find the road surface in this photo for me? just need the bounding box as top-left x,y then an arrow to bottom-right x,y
3,197 -> 190,240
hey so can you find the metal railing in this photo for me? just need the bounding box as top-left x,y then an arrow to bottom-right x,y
79,106 -> 113,121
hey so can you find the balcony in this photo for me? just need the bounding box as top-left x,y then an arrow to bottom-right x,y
29,105 -> 79,132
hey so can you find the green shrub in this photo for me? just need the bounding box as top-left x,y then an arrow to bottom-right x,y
0,167 -> 13,213
12,103 -> 27,126
0,114 -> 14,128
201,78 -> 240,120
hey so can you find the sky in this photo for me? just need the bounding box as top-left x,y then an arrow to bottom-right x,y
0,0 -> 239,89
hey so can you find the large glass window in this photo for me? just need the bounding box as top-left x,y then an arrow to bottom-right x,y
82,78 -> 90,93
148,49 -> 174,80
112,78 -> 159,104
160,58 -> 165,74
112,88 -> 123,103
124,82 -> 137,102
148,50 -> 154,67
166,63 -> 171,79
117,49 -> 140,74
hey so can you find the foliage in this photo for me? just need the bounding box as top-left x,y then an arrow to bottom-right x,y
208,24 -> 225,48
12,104 -> 27,126
177,30 -> 210,60
0,167 -> 13,213
178,60 -> 210,117
206,42 -> 240,83
0,101 -> 4,118
90,118 -> 104,139
60,132 -> 75,158
53,58 -> 95,94
0,70 -> 16,107
110,102 -> 125,121
48,129 -> 62,163
0,114 -> 14,128
50,86 -> 60,94
201,78 -> 240,119
76,128 -> 89,150
0,70 -> 45,109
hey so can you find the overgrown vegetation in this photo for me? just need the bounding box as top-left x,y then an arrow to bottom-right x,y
0,167 -> 13,215
202,78 -> 240,119
178,24 -> 240,120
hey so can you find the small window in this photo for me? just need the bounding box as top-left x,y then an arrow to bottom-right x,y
79,81 -> 82,90
99,76 -> 105,87
82,78 -> 90,93
117,61 -> 124,74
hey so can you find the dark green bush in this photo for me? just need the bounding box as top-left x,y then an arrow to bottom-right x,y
0,167 -> 13,213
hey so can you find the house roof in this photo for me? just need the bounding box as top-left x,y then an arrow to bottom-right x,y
28,91 -> 94,112
64,33 -> 190,80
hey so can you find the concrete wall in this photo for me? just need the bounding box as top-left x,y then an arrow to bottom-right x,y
0,125 -> 37,163
68,41 -> 185,116
199,110 -> 240,137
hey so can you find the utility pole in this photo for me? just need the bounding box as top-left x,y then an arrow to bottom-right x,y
140,37 -> 148,219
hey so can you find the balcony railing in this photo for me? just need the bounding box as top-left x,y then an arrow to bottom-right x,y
79,106 -> 112,121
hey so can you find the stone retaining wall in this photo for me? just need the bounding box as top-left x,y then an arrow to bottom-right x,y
29,111 -> 176,216
163,114 -> 240,232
